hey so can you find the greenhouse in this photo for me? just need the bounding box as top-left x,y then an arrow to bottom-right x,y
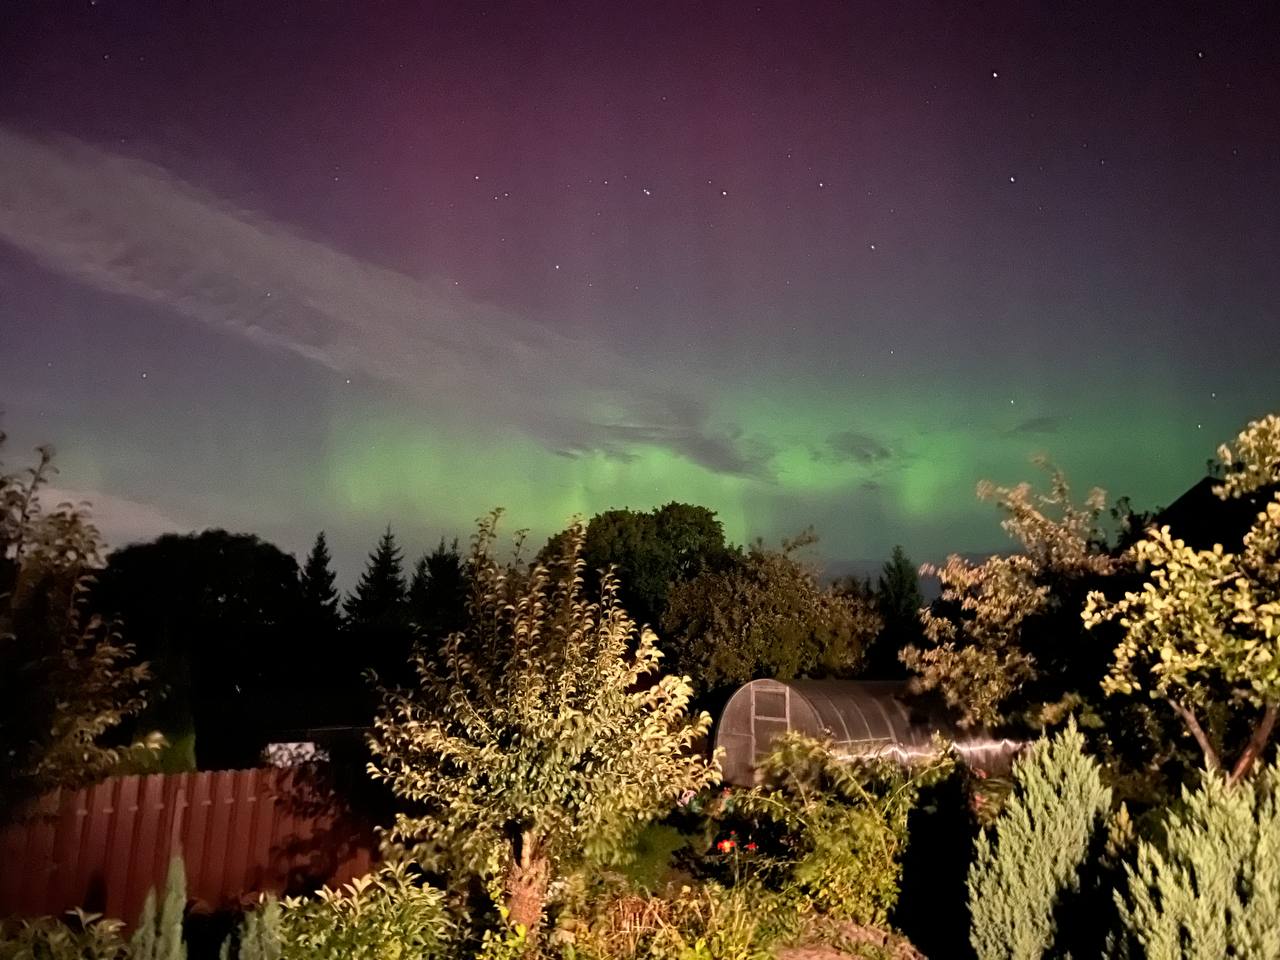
715,678 -> 1021,785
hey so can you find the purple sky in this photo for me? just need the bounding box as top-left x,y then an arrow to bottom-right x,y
2,1 -> 1278,583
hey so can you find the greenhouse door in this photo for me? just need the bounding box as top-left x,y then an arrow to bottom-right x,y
750,683 -> 792,770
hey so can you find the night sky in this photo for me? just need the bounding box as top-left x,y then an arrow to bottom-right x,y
2,1 -> 1278,583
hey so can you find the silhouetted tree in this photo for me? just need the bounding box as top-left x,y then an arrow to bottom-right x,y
407,538 -> 467,645
93,530 -> 303,768
297,531 -> 356,726
344,526 -> 408,626
344,526 -> 411,685
865,545 -> 924,679
545,502 -> 734,629
299,531 -> 341,629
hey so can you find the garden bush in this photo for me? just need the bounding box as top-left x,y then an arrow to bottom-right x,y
1115,760 -> 1280,959
967,721 -> 1111,960
232,862 -> 454,960
0,910 -> 129,960
684,733 -> 949,942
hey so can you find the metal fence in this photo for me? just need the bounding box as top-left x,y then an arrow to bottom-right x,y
0,768 -> 377,925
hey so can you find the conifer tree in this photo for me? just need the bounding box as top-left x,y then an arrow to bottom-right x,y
344,526 -> 408,627
1116,760 -> 1280,958
298,532 -> 340,630
407,538 -> 467,642
344,526 -> 411,685
866,544 -> 924,678
131,856 -> 187,960
968,721 -> 1112,960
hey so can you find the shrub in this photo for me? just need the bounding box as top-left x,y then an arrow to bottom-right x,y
273,862 -> 453,960
131,856 -> 187,960
1115,761 -> 1280,959
221,897 -> 282,960
562,884 -> 769,960
967,720 -> 1111,960
0,910 -> 128,960
699,734 -> 951,935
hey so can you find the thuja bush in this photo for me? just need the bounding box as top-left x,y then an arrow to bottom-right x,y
967,721 -> 1112,960
1115,761 -> 1280,959
131,857 -> 187,960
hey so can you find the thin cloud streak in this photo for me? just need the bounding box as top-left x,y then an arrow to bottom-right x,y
41,485 -> 195,548
0,129 -> 765,477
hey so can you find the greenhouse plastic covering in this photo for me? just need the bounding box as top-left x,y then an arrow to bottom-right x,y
715,678 -> 1021,785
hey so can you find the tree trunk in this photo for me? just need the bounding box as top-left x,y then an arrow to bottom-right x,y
505,831 -> 550,943
1167,697 -> 1221,773
1228,703 -> 1278,786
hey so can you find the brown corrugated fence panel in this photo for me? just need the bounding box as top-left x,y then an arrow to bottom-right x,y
0,769 -> 377,924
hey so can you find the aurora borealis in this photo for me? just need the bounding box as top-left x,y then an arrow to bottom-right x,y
1,2 -> 1278,583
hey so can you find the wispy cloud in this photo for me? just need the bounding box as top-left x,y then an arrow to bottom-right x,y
41,485 -> 194,548
0,129 -> 765,476
1007,415 -> 1063,435
822,430 -> 894,465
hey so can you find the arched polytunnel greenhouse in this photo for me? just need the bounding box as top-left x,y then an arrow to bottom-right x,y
715,678 -> 1021,786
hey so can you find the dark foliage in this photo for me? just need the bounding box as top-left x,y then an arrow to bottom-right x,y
92,530 -> 304,768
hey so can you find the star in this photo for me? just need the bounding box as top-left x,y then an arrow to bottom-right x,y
554,264 -> 560,270
721,189 -> 728,196
992,71 -> 999,78
1009,175 -> 1016,182
818,181 -> 825,188
140,371 -> 148,379
869,243 -> 876,250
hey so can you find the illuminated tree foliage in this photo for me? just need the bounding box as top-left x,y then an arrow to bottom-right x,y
367,511 -> 719,942
1087,413 -> 1280,784
902,461 -> 1116,729
661,530 -> 881,692
0,437 -> 151,813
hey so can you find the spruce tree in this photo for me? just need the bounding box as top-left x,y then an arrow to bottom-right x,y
344,526 -> 410,684
867,545 -> 925,678
344,526 -> 408,627
407,538 -> 468,643
299,532 -> 340,629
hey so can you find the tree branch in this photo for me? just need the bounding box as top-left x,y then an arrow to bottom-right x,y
1228,702 -> 1278,786
1166,697 -> 1221,773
